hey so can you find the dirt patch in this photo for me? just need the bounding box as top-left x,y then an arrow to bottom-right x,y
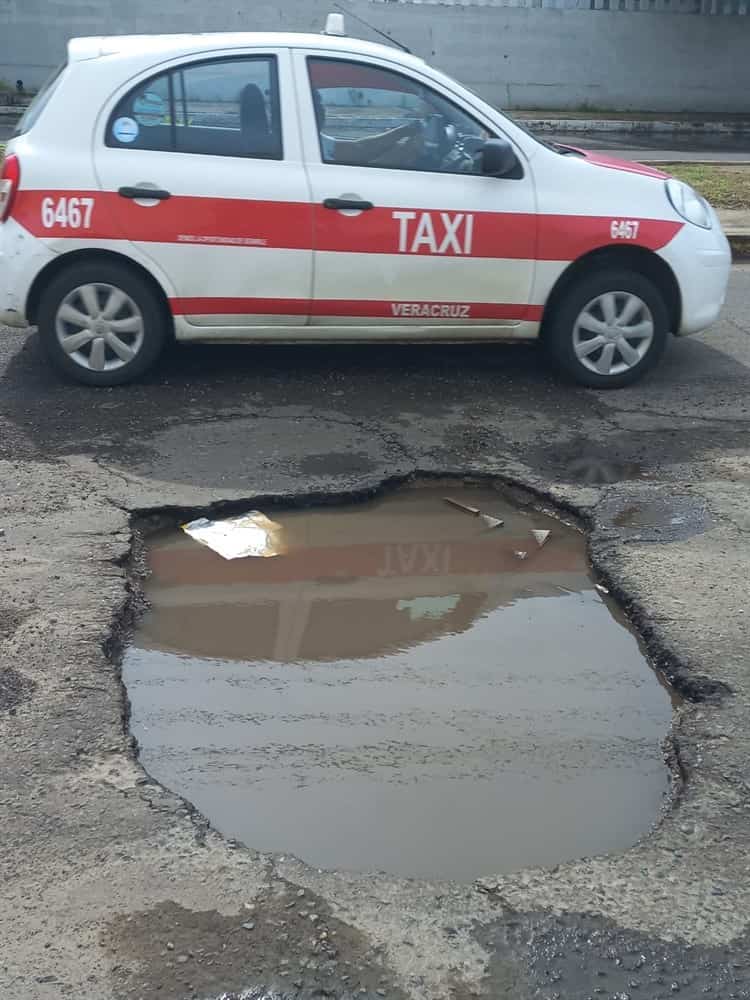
102,886 -> 407,1000
0,602 -> 31,641
0,665 -> 36,713
565,455 -> 644,485
0,604 -> 38,713
598,491 -> 710,544
470,906 -> 750,998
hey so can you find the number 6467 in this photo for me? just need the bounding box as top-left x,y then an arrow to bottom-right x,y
610,219 -> 639,240
41,196 -> 94,230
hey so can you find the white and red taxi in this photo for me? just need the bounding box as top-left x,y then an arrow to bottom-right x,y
0,15 -> 731,387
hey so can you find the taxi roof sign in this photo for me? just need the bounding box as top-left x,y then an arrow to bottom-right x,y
323,12 -> 346,36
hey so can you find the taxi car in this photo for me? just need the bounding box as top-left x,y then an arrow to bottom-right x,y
0,15 -> 732,387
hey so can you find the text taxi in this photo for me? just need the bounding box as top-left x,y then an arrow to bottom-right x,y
0,14 -> 731,387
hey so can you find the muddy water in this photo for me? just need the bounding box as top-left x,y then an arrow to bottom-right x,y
124,484 -> 675,881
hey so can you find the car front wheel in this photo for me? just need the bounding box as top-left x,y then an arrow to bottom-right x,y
544,268 -> 669,388
38,262 -> 168,386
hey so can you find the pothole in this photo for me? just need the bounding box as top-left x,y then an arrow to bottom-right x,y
123,482 -> 676,881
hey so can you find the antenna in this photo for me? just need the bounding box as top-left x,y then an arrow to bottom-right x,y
333,3 -> 412,54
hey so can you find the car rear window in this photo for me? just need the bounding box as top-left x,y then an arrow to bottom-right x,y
105,55 -> 282,160
13,64 -> 67,137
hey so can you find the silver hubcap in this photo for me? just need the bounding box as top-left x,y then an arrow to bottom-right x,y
55,283 -> 144,372
572,291 -> 654,377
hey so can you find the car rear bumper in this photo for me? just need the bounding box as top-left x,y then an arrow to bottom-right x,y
0,217 -> 57,329
0,228 -> 28,326
659,213 -> 732,337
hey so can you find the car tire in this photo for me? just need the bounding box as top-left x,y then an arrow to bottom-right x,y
38,261 -> 168,386
543,268 -> 669,389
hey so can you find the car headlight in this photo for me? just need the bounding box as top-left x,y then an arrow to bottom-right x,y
665,178 -> 712,230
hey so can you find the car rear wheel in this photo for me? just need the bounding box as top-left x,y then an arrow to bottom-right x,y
544,268 -> 669,388
38,262 -> 168,386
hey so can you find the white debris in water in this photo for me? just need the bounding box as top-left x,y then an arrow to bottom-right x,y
397,595 -> 460,621
531,529 -> 550,548
182,512 -> 286,560
208,990 -> 289,1000
514,550 -> 528,560
596,583 -> 610,595
479,513 -> 504,529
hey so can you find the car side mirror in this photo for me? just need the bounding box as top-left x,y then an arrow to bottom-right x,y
481,138 -> 520,178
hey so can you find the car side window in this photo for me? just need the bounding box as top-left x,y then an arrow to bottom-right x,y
307,57 -> 493,175
106,55 -> 282,159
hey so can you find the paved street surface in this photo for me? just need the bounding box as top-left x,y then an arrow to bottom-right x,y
2,266 -> 750,999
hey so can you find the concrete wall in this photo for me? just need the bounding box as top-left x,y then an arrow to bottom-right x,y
0,0 -> 748,112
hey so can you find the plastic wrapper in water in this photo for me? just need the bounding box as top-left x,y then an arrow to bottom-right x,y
182,512 -> 286,560
209,990 -> 288,1000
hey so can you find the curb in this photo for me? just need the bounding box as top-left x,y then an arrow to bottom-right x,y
729,235 -> 750,259
642,159 -> 750,167
519,118 -> 750,135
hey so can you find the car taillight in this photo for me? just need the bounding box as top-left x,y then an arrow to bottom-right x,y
0,154 -> 20,223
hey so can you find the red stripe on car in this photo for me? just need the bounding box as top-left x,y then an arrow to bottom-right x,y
309,299 -> 543,320
11,190 -> 683,260
170,297 -> 545,320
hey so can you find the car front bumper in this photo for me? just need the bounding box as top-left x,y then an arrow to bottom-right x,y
0,306 -> 28,328
659,210 -> 732,337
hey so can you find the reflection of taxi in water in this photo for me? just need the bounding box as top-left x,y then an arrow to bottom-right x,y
140,489 -> 589,663
0,14 -> 730,388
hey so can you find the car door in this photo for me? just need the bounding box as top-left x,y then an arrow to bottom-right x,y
293,50 -> 536,334
94,49 -> 313,332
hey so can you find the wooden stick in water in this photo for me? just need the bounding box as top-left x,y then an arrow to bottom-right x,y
444,498 -> 504,530
443,497 -> 481,516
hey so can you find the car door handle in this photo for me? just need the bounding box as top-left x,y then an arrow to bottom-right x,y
118,186 -> 172,201
323,198 -> 373,211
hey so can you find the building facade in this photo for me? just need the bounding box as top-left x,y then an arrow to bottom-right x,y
0,0 -> 748,112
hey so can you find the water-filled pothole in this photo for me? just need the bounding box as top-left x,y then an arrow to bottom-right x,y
124,483 -> 676,881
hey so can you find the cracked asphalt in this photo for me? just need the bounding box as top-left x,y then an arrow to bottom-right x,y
1,264 -> 750,1000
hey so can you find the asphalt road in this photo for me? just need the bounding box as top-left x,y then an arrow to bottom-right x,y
2,267 -> 750,999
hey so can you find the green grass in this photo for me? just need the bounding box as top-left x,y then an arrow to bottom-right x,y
660,163 -> 750,211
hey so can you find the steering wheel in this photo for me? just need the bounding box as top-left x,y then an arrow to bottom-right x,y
416,113 -> 456,169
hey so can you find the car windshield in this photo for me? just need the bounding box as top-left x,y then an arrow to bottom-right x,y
12,64 -> 66,137
491,106 -> 585,155
452,77 -> 581,155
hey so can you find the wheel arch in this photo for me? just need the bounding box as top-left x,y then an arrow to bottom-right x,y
25,248 -> 174,335
539,245 -> 681,340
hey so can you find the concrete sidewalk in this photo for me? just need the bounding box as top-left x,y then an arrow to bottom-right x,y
715,213 -> 750,256
718,209 -> 750,238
